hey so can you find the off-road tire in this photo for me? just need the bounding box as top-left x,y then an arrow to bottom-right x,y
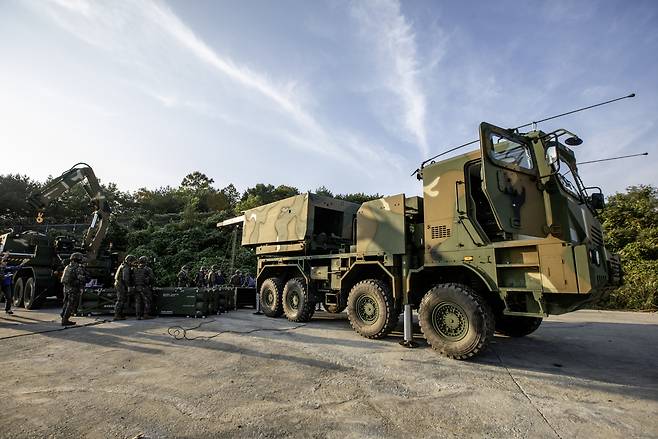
260,277 -> 284,317
282,277 -> 315,322
495,315 -> 542,337
12,277 -> 24,308
23,277 -> 41,310
419,283 -> 494,360
323,302 -> 347,314
347,279 -> 397,339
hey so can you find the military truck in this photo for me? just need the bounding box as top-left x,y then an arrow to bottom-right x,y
0,164 -> 116,309
220,122 -> 622,359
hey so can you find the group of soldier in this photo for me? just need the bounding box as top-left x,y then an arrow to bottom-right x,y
9,252 -> 254,327
176,264 -> 255,289
59,252 -> 156,326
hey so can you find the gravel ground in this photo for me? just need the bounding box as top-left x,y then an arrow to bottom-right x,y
1,307 -> 656,439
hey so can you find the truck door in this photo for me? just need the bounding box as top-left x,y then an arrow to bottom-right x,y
479,122 -> 547,238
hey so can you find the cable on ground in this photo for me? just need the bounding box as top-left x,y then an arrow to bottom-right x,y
167,318 -> 306,341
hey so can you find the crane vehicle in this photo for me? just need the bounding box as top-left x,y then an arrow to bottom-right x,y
0,163 -> 116,309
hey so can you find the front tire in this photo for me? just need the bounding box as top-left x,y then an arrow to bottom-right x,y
12,278 -> 24,308
419,283 -> 494,360
282,278 -> 315,322
346,279 -> 397,339
259,277 -> 284,317
496,315 -> 542,337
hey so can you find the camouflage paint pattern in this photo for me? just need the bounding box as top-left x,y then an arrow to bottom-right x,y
226,121 -> 621,318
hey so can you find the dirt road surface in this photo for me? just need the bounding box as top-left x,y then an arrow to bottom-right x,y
1,308 -> 656,438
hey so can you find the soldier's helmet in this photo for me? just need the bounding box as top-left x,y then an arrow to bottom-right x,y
211,265 -> 217,270
138,256 -> 149,264
200,266 -> 206,271
235,269 -> 240,274
125,254 -> 137,263
70,252 -> 84,262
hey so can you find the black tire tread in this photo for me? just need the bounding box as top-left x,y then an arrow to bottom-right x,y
347,279 -> 397,340
283,277 -> 315,322
495,315 -> 542,337
260,277 -> 284,318
419,282 -> 494,360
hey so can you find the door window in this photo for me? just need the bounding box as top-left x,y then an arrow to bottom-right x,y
488,133 -> 534,172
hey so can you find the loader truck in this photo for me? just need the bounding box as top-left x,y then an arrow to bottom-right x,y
219,122 -> 622,359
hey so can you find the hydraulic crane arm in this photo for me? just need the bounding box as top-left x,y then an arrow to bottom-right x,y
27,163 -> 112,261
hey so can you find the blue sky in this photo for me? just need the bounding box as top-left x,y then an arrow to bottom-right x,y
1,0 -> 656,197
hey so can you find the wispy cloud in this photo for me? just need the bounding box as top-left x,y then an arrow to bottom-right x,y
36,0 -> 405,173
351,0 -> 428,156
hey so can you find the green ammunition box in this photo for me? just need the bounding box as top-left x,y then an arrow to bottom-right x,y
76,288 -> 132,316
155,287 -> 210,317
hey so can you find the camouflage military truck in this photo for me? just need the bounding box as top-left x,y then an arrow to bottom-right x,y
220,122 -> 622,359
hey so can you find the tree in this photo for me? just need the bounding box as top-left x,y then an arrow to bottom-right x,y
599,185 -> 658,310
237,184 -> 300,211
180,171 -> 214,191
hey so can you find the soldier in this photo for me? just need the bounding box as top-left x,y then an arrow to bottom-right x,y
195,266 -> 208,287
177,264 -> 191,287
113,254 -> 135,321
229,270 -> 243,287
206,265 -> 225,287
1,253 -> 13,315
60,252 -> 86,326
133,256 -> 155,320
215,268 -> 226,286
243,271 -> 256,288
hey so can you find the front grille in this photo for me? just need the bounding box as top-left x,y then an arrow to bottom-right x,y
590,226 -> 603,247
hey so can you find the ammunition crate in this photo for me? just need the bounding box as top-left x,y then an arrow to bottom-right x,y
154,287 -> 210,317
76,288 -> 132,316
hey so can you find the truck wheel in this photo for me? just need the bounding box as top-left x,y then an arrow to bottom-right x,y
496,315 -> 542,337
260,277 -> 284,317
23,277 -> 41,310
347,279 -> 397,339
12,278 -> 24,308
283,278 -> 315,322
323,303 -> 347,314
419,283 -> 494,360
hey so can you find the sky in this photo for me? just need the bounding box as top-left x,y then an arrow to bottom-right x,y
1,0 -> 657,197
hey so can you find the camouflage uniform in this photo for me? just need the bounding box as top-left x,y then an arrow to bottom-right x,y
60,253 -> 85,325
177,266 -> 191,287
195,267 -> 208,288
229,270 -> 243,287
113,255 -> 135,320
134,257 -> 155,319
206,265 -> 225,287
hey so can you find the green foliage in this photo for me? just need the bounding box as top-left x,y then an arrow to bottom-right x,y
236,184 -> 300,211
599,185 -> 658,310
0,168 -> 381,288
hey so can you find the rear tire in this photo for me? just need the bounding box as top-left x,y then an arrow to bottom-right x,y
346,279 -> 397,339
419,283 -> 494,360
495,315 -> 542,337
259,277 -> 284,317
282,278 -> 315,322
12,278 -> 24,308
23,277 -> 41,310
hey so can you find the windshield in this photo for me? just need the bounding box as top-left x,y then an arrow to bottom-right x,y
550,154 -> 582,200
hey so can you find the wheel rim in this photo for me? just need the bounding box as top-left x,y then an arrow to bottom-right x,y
431,302 -> 469,341
356,294 -> 378,323
287,291 -> 300,310
264,290 -> 275,307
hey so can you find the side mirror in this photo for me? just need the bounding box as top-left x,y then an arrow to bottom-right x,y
589,192 -> 605,209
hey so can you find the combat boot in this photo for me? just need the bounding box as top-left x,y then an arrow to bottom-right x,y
113,315 -> 126,321
62,320 -> 76,326
143,315 -> 155,320
137,316 -> 143,320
